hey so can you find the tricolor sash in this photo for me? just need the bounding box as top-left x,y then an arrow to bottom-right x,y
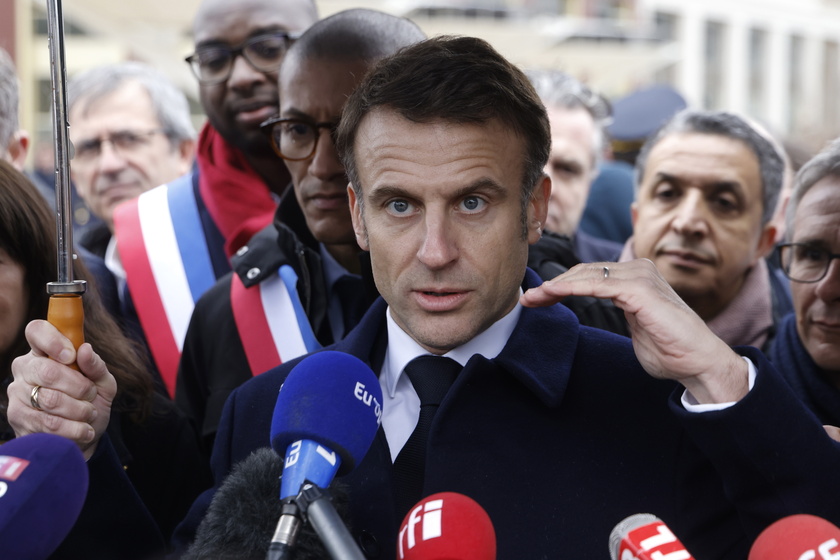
231,265 -> 321,376
114,173 -> 217,397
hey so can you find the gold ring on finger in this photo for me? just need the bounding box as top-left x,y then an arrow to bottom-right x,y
30,385 -> 43,410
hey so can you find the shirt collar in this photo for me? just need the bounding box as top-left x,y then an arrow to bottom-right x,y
382,291 -> 523,398
319,243 -> 358,288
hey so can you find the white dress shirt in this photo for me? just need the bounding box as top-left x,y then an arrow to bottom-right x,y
377,294 -> 756,462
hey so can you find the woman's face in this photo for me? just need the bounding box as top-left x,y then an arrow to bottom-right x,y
0,248 -> 27,357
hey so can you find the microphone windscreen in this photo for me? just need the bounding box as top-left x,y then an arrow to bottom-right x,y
609,513 -> 695,560
748,514 -> 840,560
0,433 -> 88,560
182,447 -> 350,560
270,351 -> 382,474
398,492 -> 496,560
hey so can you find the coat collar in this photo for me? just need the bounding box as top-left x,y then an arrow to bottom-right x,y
336,268 -> 579,408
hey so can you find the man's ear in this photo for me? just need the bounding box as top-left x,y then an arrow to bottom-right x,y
755,222 -> 778,261
348,183 -> 369,251
5,130 -> 29,171
176,138 -> 197,174
527,174 -> 551,244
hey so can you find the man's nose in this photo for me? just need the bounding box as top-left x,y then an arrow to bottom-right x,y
416,208 -> 459,270
670,190 -> 710,237
815,258 -> 840,302
309,130 -> 344,182
227,53 -> 269,91
96,140 -> 128,174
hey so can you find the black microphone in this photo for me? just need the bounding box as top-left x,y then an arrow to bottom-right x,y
182,447 -> 350,560
267,351 -> 383,559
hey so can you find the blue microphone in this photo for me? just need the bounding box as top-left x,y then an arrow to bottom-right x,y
0,432 -> 89,559
268,351 -> 382,559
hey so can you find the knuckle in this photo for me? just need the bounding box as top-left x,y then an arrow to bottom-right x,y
39,388 -> 61,410
39,362 -> 63,386
41,412 -> 64,432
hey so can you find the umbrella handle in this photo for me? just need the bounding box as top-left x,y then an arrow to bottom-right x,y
47,294 -> 84,371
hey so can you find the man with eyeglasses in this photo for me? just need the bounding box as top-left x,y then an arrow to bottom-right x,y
618,109 -> 793,351
111,0 -> 319,398
769,138 -> 840,435
174,9 -> 425,457
67,62 -> 196,259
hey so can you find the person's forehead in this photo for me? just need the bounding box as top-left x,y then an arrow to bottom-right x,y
547,106 -> 596,162
355,110 -> 524,191
193,0 -> 314,45
644,132 -> 760,184
547,105 -> 595,137
279,56 -> 370,113
70,81 -> 160,130
794,176 -> 840,239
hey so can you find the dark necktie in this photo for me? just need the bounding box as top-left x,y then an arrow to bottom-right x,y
393,355 -> 461,517
333,275 -> 366,338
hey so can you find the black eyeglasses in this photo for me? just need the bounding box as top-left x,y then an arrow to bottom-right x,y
778,242 -> 840,283
185,31 -> 300,85
260,117 -> 338,161
72,129 -> 166,163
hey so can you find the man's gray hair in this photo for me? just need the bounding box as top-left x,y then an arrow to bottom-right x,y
0,48 -> 19,150
68,62 -> 196,144
634,109 -> 784,226
785,137 -> 840,240
526,69 -> 610,167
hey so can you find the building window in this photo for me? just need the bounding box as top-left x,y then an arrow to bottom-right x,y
788,35 -> 804,133
823,40 -> 839,135
654,10 -> 677,42
703,20 -> 727,110
748,28 -> 767,120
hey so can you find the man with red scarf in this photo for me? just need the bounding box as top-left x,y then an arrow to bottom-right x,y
113,0 -> 319,397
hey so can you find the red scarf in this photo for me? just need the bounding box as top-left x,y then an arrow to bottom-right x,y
196,123 -> 277,258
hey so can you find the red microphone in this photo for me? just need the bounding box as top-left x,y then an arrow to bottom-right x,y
397,492 -> 496,560
748,514 -> 840,560
609,513 -> 695,560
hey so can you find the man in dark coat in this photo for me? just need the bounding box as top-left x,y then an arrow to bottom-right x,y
770,137 -> 840,433
173,36 -> 840,559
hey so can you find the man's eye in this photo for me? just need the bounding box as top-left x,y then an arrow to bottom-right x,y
550,161 -> 581,177
653,184 -> 677,201
796,245 -> 827,262
713,195 -> 738,212
282,122 -> 313,139
198,50 -> 230,72
74,140 -> 99,157
112,132 -> 142,148
460,196 -> 486,213
386,199 -> 413,215
249,39 -> 284,60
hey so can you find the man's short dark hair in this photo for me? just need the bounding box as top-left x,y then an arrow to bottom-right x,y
335,35 -> 550,226
634,109 -> 784,226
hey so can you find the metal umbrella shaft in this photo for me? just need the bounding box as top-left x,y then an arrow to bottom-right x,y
45,0 -> 85,358
45,0 -> 82,293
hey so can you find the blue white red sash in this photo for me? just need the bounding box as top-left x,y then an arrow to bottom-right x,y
113,172 -> 217,397
231,265 -> 321,376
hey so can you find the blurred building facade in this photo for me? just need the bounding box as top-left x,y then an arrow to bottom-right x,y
2,0 -> 840,160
